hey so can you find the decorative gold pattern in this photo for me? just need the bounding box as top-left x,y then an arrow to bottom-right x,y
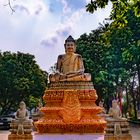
35,81 -> 106,133
60,90 -> 81,123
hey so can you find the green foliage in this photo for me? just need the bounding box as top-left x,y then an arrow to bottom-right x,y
27,95 -> 40,111
76,10 -> 140,112
86,0 -> 140,26
76,25 -> 117,104
0,51 -> 48,115
86,1 -> 98,13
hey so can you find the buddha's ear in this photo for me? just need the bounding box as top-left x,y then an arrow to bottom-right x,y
74,45 -> 76,52
64,44 -> 67,52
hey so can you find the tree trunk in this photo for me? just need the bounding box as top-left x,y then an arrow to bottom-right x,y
126,87 -> 129,113
137,63 -> 140,97
131,74 -> 137,120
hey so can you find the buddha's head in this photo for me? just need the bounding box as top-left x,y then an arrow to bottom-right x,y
38,101 -> 43,108
112,99 -> 118,108
19,101 -> 26,110
64,35 -> 76,54
99,101 -> 104,108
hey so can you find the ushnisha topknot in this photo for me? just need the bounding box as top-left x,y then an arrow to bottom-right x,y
112,99 -> 118,103
65,35 -> 75,43
19,101 -> 26,107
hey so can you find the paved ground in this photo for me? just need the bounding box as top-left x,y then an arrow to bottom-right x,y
0,131 -> 9,140
129,123 -> 140,140
0,124 -> 140,140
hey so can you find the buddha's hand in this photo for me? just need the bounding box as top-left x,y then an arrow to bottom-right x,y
66,70 -> 84,75
77,70 -> 84,74
60,74 -> 67,79
54,73 -> 60,81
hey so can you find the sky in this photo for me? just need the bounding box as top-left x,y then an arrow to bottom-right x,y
0,0 -> 112,72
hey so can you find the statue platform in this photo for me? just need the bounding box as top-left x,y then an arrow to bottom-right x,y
35,81 -> 106,133
105,118 -> 132,140
8,101 -> 33,140
34,133 -> 104,140
105,134 -> 132,140
8,134 -> 33,140
8,120 -> 33,140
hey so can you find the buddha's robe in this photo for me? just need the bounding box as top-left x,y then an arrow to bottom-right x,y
49,53 -> 91,82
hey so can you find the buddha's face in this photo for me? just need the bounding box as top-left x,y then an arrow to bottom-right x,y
112,101 -> 118,108
99,102 -> 103,107
19,102 -> 26,110
65,41 -> 76,54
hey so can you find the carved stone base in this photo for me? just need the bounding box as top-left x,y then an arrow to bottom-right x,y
9,119 -> 33,135
105,118 -> 132,140
105,118 -> 131,134
8,134 -> 33,140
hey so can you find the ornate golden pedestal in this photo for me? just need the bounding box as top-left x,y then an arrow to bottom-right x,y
35,81 -> 106,133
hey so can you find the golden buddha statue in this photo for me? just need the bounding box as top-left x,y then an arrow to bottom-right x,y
35,35 -> 107,134
49,35 -> 91,82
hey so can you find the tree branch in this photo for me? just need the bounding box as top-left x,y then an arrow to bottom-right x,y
4,0 -> 15,14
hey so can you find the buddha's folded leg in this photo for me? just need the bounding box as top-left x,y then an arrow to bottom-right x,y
59,74 -> 91,81
49,74 -> 56,82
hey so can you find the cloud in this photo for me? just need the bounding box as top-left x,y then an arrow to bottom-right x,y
41,36 -> 58,47
59,0 -> 71,13
34,4 -> 43,15
40,9 -> 84,48
12,0 -> 49,16
48,0 -> 71,14
0,0 -> 112,71
57,0 -> 86,14
56,26 -> 71,37
13,5 -> 30,15
41,25 -> 72,48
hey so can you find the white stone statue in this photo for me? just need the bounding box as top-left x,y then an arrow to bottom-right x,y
107,100 -> 123,135
15,101 -> 29,120
11,101 -> 32,135
108,100 -> 122,119
99,101 -> 106,114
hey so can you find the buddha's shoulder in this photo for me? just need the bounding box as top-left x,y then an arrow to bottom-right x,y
57,54 -> 65,59
57,54 -> 82,58
109,108 -> 113,111
75,53 -> 82,58
16,109 -> 19,113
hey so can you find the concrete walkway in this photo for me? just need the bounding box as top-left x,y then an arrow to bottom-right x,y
129,123 -> 140,140
0,131 -> 9,140
0,124 -> 140,140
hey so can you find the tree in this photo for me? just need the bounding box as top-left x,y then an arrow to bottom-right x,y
0,51 -> 48,115
86,0 -> 140,26
76,9 -> 140,116
76,24 -> 117,108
